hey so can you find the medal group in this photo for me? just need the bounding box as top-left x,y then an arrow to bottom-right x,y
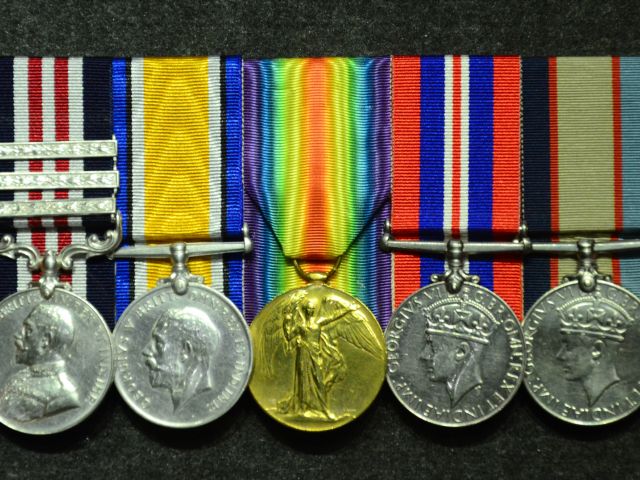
0,56 -> 638,436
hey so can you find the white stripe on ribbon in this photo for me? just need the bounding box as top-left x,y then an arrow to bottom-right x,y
442,55 -> 454,274
460,56 -> 470,272
131,58 -> 147,298
69,57 -> 86,298
13,57 -> 30,290
208,56 -> 224,292
41,58 -> 57,246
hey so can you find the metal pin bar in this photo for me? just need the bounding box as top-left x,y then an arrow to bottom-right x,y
0,171 -> 119,191
381,220 -> 640,257
0,198 -> 116,218
111,224 -> 253,260
0,140 -> 117,160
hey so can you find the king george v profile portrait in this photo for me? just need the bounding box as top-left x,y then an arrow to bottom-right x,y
556,299 -> 630,406
420,302 -> 496,408
143,306 -> 220,412
0,303 -> 80,422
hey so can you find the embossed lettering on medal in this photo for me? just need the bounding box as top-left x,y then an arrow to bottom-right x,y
113,241 -> 253,428
382,232 -> 525,427
524,280 -> 640,425
387,281 -> 524,427
524,239 -> 640,425
0,288 -> 113,434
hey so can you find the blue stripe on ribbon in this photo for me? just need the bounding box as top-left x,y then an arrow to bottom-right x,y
420,56 -> 445,286
113,58 -> 131,321
522,57 -> 552,312
84,58 -> 115,325
620,57 -> 640,296
0,57 -> 16,299
223,56 -> 243,310
468,56 -> 494,288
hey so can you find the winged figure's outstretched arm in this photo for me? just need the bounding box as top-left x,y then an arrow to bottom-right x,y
321,298 -> 382,357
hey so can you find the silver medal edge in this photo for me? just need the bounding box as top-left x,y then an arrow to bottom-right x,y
113,283 -> 253,429
523,279 -> 640,426
0,288 -> 114,435
385,281 -> 526,428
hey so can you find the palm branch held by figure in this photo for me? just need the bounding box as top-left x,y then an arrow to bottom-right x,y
260,285 -> 382,420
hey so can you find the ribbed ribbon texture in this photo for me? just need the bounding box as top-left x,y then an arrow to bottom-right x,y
243,57 -> 392,325
391,56 -> 523,319
523,57 -> 640,312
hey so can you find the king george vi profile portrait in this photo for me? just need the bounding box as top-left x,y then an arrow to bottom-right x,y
0,303 -> 80,422
143,306 -> 220,412
556,297 -> 631,406
420,301 -> 497,408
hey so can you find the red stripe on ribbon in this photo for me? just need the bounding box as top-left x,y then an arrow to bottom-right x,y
451,56 -> 461,238
612,56 -> 622,284
391,56 -> 421,306
55,58 -> 72,284
492,56 -> 523,319
28,59 -> 45,278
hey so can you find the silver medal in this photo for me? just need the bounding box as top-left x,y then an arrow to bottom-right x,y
524,239 -> 640,425
0,288 -> 113,435
386,281 -> 525,427
112,239 -> 253,428
381,228 -> 526,426
524,279 -> 640,425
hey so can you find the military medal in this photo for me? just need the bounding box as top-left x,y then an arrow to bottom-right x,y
383,230 -> 525,426
384,56 -> 525,426
520,58 -> 640,425
0,139 -> 121,434
243,57 -> 391,431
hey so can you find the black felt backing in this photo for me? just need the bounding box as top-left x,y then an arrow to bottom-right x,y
1,1 -> 639,478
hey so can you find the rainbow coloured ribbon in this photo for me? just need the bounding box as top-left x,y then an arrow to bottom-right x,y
243,57 -> 392,324
522,57 -> 640,311
391,56 -> 523,318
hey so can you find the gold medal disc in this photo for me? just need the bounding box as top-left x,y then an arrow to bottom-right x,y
249,283 -> 386,431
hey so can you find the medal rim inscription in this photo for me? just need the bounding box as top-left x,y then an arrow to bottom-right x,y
249,283 -> 387,432
113,283 -> 252,429
523,279 -> 640,426
0,287 -> 114,435
386,281 -> 526,428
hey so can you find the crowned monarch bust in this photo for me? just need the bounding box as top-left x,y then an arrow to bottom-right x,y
556,296 -> 632,406
420,300 -> 498,408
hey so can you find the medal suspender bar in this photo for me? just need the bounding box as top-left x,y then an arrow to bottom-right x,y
386,56 -> 525,427
0,137 -> 120,435
244,57 -> 390,431
109,57 -> 252,429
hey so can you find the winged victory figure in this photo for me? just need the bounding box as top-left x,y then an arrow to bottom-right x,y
260,285 -> 383,421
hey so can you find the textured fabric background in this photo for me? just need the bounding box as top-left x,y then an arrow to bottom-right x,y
1,0 -> 640,478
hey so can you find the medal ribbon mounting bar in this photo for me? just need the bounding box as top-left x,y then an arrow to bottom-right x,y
111,224 -> 252,295
0,138 -> 122,298
381,220 -> 639,294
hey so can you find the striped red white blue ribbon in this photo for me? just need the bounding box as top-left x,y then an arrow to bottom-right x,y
392,55 -> 523,318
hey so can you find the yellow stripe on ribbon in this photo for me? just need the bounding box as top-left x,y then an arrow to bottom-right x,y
143,57 -> 212,289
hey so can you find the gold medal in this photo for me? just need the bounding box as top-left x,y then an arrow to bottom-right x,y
249,261 -> 386,432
